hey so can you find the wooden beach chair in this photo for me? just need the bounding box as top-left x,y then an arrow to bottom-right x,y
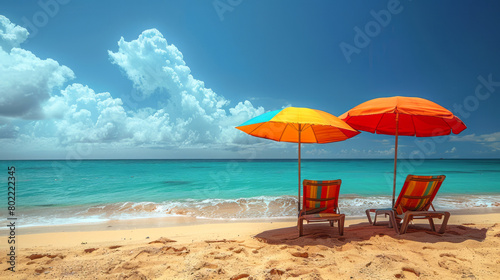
298,179 -> 345,236
366,175 -> 450,234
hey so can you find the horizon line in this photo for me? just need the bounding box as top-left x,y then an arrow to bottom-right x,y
1,158 -> 499,161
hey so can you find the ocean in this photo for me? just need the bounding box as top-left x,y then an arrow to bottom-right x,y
4,159 -> 500,228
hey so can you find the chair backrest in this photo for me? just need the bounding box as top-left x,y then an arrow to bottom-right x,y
394,175 -> 446,215
302,179 -> 341,214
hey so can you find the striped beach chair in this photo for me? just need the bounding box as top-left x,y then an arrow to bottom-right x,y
298,179 -> 345,236
366,175 -> 450,234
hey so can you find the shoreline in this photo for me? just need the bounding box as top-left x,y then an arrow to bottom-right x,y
2,207 -> 500,236
4,211 -> 500,248
6,194 -> 500,234
0,207 -> 500,238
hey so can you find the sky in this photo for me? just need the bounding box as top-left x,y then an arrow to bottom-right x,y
1,0 -> 500,160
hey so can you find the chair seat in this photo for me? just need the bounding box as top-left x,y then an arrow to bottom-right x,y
397,211 -> 448,219
367,208 -> 392,213
300,213 -> 344,221
298,213 -> 345,236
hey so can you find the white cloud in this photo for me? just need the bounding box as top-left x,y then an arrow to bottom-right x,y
107,28 -> 265,147
450,132 -> 500,151
340,147 -> 395,156
1,18 -> 265,156
375,147 -> 395,156
41,79 -> 264,148
449,132 -> 500,142
0,16 -> 74,120
108,29 -> 229,120
44,84 -> 129,144
373,139 -> 391,145
0,122 -> 19,139
0,15 -> 28,52
445,147 -> 456,154
304,148 -> 330,156
449,134 -> 478,142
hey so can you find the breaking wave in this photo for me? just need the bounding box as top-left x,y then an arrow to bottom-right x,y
13,194 -> 500,228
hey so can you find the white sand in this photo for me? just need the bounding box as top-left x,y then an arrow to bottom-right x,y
1,213 -> 499,279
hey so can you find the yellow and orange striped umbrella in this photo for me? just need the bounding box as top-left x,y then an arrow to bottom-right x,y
237,107 -> 359,143
236,107 -> 359,211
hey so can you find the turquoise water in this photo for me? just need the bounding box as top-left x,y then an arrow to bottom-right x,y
4,159 -> 500,227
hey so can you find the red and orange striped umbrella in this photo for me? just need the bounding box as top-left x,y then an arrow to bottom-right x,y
340,96 -> 467,206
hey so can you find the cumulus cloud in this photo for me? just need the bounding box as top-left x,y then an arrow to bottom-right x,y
108,29 -> 188,97
0,17 -> 264,154
0,15 -> 28,52
108,29 -> 265,147
0,16 -> 265,156
0,16 -> 74,120
44,84 -> 129,144
108,29 -> 230,120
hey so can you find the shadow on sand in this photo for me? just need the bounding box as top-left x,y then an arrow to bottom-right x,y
254,221 -> 489,247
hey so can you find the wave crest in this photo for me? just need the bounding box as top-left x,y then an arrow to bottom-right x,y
16,194 -> 500,227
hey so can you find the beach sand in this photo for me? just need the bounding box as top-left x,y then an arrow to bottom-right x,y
1,213 -> 500,279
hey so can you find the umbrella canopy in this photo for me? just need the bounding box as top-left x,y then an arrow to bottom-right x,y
236,107 -> 360,211
340,96 -> 467,206
339,96 -> 466,136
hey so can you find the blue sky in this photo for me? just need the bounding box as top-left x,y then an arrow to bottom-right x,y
1,0 -> 500,159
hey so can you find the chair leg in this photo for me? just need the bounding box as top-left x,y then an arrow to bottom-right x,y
399,214 -> 413,234
339,215 -> 345,236
298,218 -> 304,237
438,212 -> 450,234
428,218 -> 436,232
387,211 -> 399,234
373,211 -> 391,227
385,213 -> 394,228
366,209 -> 373,224
373,211 -> 380,225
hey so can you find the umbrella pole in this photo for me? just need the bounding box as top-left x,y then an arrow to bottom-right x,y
392,113 -> 399,208
298,125 -> 302,213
